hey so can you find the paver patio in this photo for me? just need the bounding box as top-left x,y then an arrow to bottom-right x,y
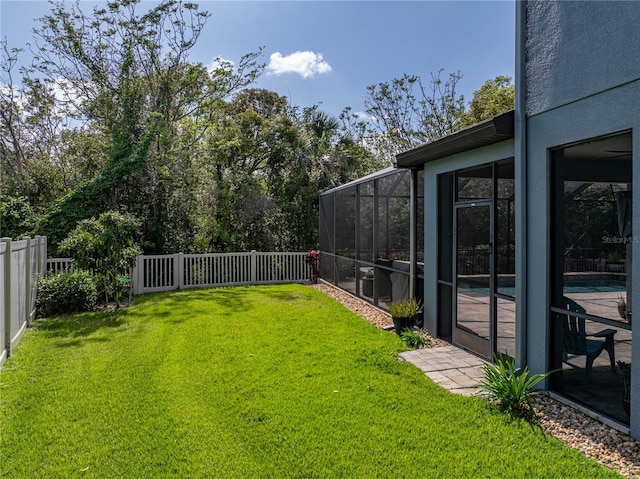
400,345 -> 486,396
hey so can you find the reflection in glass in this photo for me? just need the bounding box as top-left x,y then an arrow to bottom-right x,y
456,205 -> 491,341
457,165 -> 493,202
496,298 -> 516,358
336,257 -> 356,294
359,181 -> 374,262
550,132 -> 632,425
335,186 -> 356,257
562,181 -> 631,322
496,162 -> 515,296
553,313 -> 631,424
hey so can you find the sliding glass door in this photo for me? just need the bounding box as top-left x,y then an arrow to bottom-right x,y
454,202 -> 493,358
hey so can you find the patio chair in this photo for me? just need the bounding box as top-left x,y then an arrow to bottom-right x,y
562,297 -> 616,380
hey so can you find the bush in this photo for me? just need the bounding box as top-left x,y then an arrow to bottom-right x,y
59,211 -> 141,307
400,328 -> 432,349
478,355 -> 555,424
37,271 -> 98,317
389,298 -> 423,318
0,196 -> 38,239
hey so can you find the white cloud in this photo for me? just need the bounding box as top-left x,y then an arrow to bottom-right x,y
352,111 -> 372,122
208,56 -> 235,74
267,51 -> 332,79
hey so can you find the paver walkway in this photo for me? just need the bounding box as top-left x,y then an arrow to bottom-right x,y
399,345 -> 487,396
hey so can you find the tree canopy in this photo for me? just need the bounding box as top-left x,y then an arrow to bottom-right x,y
1,0 -> 515,255
463,75 -> 515,127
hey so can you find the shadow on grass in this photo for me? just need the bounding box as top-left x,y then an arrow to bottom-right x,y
256,285 -> 315,303
56,336 -> 112,348
34,309 -> 126,340
138,287 -> 259,315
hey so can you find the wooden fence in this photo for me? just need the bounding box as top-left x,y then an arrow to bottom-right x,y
1,236 -> 47,365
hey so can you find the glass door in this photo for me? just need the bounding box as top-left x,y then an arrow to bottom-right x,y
454,202 -> 493,359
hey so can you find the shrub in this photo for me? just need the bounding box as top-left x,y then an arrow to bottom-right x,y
400,328 -> 432,349
478,355 -> 555,424
59,211 -> 141,307
389,298 -> 423,318
37,271 -> 98,317
305,250 -> 320,283
0,196 -> 38,239
336,256 -> 355,281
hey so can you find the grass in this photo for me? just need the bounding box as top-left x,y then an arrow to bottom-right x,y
0,284 -> 621,478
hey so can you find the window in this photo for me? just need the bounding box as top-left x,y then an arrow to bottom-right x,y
550,132 -> 632,424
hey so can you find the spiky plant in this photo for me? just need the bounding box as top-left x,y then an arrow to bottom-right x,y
478,355 -> 555,424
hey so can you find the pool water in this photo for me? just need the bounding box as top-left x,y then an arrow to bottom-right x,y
461,280 -> 625,297
564,283 -> 626,294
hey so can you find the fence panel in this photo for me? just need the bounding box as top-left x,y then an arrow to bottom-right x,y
182,253 -> 252,288
46,258 -> 74,275
9,240 -> 28,352
28,239 -> 38,325
1,236 -> 46,366
0,242 -> 6,364
255,252 -> 308,284
140,254 -> 177,293
47,251 -> 311,296
131,251 -> 309,294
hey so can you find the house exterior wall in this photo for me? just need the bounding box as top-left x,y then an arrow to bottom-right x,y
521,0 -> 640,437
422,140 -> 514,339
525,0 -> 640,116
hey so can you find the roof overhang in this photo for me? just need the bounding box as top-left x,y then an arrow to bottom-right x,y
395,110 -> 515,168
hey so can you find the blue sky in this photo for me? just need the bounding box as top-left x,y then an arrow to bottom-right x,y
1,0 -> 515,118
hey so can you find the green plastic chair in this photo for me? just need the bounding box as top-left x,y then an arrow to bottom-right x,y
562,297 -> 616,380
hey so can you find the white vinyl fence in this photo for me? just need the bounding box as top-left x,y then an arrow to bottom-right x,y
133,251 -> 310,294
1,236 -> 47,365
1,238 -> 308,367
46,257 -> 74,275
46,251 -> 311,295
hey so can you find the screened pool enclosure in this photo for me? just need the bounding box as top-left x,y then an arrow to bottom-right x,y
319,167 -> 424,312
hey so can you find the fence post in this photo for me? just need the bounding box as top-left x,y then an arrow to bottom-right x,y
41,236 -> 47,275
33,236 -> 44,321
2,238 -> 12,358
251,249 -> 258,283
177,253 -> 184,290
34,236 -> 42,277
23,237 -> 32,327
133,255 -> 142,295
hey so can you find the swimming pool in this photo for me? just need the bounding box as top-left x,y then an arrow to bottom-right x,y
459,276 -> 626,297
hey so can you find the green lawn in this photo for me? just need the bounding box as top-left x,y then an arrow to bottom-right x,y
0,284 -> 621,478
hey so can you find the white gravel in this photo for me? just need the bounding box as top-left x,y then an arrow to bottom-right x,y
310,281 -> 640,478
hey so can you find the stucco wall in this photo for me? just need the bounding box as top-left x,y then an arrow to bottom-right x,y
526,0 -> 640,116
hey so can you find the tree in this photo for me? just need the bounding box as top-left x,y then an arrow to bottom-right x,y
0,196 -> 38,239
341,70 -> 466,164
59,211 -> 142,307
341,72 -> 515,166
192,89 -> 300,252
1,40 -> 74,205
269,106 -> 384,250
463,75 -> 515,126
29,0 -> 263,253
